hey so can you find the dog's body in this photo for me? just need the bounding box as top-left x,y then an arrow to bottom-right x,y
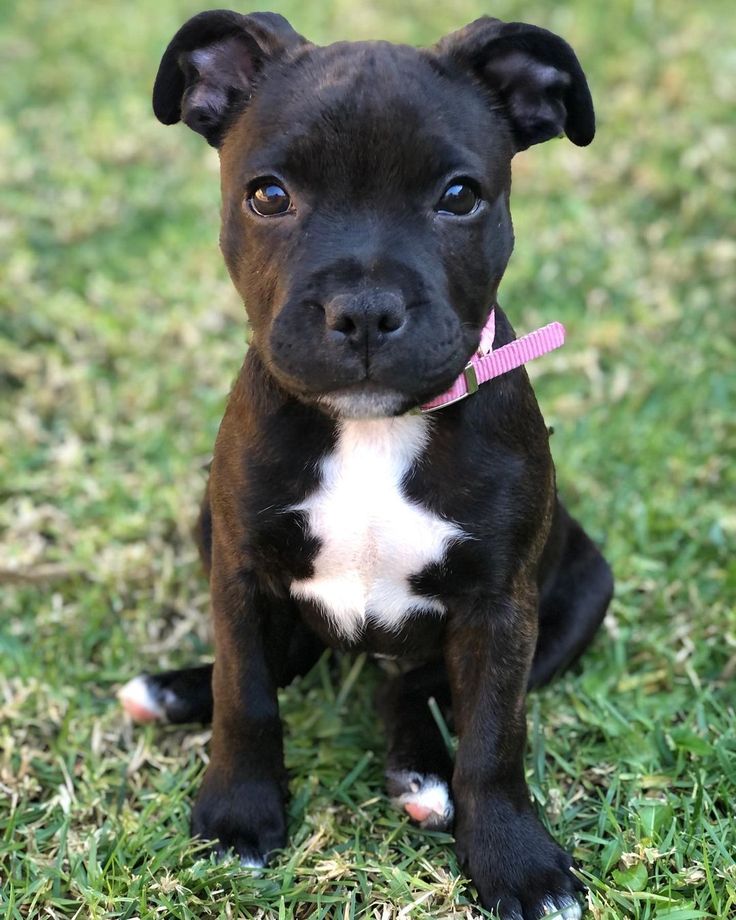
121,11 -> 614,918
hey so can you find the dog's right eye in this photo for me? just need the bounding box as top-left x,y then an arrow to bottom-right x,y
247,181 -> 292,217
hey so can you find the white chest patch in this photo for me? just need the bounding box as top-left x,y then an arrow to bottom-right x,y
289,416 -> 464,639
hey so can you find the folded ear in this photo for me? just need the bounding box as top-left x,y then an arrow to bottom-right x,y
153,9 -> 307,146
436,17 -> 594,152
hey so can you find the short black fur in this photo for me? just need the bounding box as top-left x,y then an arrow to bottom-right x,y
136,11 -> 613,919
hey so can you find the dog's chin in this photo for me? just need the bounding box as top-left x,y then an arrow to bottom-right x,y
316,386 -> 415,420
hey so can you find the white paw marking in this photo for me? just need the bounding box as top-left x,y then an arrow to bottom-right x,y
117,675 -> 164,723
541,896 -> 582,920
389,771 -> 454,829
290,416 -> 465,639
239,854 -> 265,872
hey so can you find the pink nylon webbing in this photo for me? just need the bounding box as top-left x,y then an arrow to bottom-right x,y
420,310 -> 565,412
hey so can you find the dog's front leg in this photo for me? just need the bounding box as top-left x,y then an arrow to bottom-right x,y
191,560 -> 288,868
446,584 -> 583,920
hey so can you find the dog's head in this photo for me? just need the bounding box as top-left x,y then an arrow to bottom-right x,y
154,11 -> 594,417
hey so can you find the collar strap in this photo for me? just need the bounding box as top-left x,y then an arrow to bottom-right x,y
419,308 -> 566,413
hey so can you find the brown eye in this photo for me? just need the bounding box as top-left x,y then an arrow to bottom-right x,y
248,181 -> 292,217
436,180 -> 481,216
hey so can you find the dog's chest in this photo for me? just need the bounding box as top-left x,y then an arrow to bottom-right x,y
289,417 -> 463,638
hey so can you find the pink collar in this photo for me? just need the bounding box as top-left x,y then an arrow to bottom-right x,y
419,308 -> 565,413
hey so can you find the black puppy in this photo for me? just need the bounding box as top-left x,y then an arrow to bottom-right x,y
120,11 -> 613,918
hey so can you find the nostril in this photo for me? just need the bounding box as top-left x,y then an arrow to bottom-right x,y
324,295 -> 357,336
378,310 -> 405,334
331,313 -> 357,335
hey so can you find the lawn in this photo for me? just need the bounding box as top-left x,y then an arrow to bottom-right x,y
1,0 -> 735,917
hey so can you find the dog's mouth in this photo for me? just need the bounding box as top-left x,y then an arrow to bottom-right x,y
274,347 -> 474,419
264,296 -> 481,419
314,383 -> 415,419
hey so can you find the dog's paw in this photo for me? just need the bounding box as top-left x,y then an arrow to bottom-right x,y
454,800 -> 583,920
191,768 -> 287,866
386,769 -> 454,830
118,674 -> 169,723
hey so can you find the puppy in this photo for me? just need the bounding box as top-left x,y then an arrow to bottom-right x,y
120,11 -> 614,918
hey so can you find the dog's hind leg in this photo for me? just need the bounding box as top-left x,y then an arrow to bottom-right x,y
377,660 -> 455,831
118,664 -> 214,724
119,621 -> 325,725
529,505 -> 613,690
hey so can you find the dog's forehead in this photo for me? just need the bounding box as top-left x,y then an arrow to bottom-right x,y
297,39 -> 455,111
224,40 -> 507,191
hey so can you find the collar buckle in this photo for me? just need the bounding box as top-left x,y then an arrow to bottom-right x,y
418,360 -> 479,414
415,309 -> 566,415
463,361 -> 479,394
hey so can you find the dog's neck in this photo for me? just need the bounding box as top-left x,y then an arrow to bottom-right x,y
240,302 -> 564,423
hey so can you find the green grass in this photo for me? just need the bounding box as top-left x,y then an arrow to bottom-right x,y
1,0 -> 735,917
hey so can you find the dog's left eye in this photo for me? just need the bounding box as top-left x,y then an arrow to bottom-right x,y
247,181 -> 292,217
436,180 -> 481,216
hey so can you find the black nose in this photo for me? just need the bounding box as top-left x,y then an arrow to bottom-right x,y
324,290 -> 406,345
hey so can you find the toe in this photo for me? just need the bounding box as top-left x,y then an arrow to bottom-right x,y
533,895 -> 582,919
485,893 -> 524,920
238,851 -> 266,871
556,853 -> 585,892
118,675 -> 164,723
387,771 -> 454,830
404,801 -> 433,823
